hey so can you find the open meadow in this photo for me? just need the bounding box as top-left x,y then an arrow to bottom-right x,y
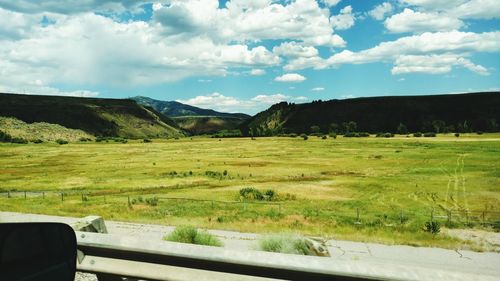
0,134 -> 499,250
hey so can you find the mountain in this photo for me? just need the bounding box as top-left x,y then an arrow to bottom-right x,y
0,93 -> 185,139
240,92 -> 500,136
132,96 -> 250,134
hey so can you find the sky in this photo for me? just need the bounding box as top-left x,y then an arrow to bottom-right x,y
0,0 -> 499,114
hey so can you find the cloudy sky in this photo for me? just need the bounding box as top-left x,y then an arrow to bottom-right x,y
0,0 -> 499,114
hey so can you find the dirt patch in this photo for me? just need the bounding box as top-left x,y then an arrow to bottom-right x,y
444,228 -> 500,252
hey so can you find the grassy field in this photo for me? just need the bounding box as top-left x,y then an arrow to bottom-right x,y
0,134 -> 499,250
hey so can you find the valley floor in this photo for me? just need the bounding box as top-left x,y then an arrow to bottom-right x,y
0,134 -> 499,250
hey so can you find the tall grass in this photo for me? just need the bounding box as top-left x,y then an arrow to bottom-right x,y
164,226 -> 223,247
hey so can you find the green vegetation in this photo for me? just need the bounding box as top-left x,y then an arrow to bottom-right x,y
0,117 -> 92,142
240,92 -> 500,136
0,93 -> 184,139
425,221 -> 441,235
0,135 -> 499,250
164,225 -> 222,247
259,234 -> 313,256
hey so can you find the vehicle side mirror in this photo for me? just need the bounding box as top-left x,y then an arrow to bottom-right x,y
0,223 -> 77,281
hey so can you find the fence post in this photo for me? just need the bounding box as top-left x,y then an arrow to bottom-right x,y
431,208 -> 434,222
482,211 -> 485,225
356,208 -> 360,222
447,210 -> 451,225
211,200 -> 214,208
61,193 -> 64,202
7,191 -> 10,198
400,210 -> 403,224
42,192 -> 45,199
128,195 -> 131,207
24,191 -> 26,199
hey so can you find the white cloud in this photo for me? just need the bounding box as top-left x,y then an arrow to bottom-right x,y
368,2 -> 393,20
311,87 -> 325,91
392,54 -> 489,75
285,31 -> 499,76
399,0 -> 500,19
177,92 -> 307,113
330,5 -> 355,30
321,0 -> 342,7
153,0 -> 346,47
251,94 -> 289,104
198,79 -> 212,83
273,41 -> 319,58
385,9 -> 464,33
0,0 -> 153,14
274,73 -> 307,83
250,69 -> 266,76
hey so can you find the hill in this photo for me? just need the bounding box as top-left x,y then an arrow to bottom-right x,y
0,93 -> 185,139
240,92 -> 500,136
0,117 -> 93,142
132,96 -> 250,134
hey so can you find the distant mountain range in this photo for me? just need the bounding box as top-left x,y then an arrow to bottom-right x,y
240,92 -> 500,136
132,96 -> 250,134
0,93 -> 184,139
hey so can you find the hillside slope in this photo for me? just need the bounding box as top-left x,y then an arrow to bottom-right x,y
132,96 -> 250,134
0,93 -> 185,138
240,92 -> 500,136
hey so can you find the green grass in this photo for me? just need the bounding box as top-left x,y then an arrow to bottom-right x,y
164,225 -> 222,246
0,134 -> 499,250
259,234 -> 313,256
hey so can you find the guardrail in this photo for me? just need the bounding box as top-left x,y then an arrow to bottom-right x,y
75,231 -> 498,281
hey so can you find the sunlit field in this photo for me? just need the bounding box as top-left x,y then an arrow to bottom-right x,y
1,134 -> 499,250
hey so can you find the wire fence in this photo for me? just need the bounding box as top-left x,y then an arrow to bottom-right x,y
1,190 -> 499,228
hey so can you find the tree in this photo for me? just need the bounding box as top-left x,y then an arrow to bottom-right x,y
397,123 -> 408,135
310,125 -> 320,134
343,121 -> 357,133
432,120 -> 446,133
329,123 -> 339,134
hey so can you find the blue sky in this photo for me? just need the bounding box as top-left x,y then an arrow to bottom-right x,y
0,0 -> 499,114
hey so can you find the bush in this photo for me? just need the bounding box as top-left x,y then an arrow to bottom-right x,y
321,135 -> 327,140
259,235 -> 314,256
55,139 -> 68,145
329,132 -> 337,139
423,132 -> 436,137
165,226 -> 222,247
0,130 -> 12,142
376,133 -> 393,138
78,137 -> 92,142
10,137 -> 28,144
145,196 -> 159,206
476,131 -> 483,135
454,133 -> 460,138
413,132 -> 422,137
424,221 -> 441,234
143,138 -> 152,143
239,187 -> 264,200
300,134 -> 308,140
32,139 -> 43,144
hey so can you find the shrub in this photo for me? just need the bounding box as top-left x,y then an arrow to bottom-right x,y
454,133 -> 460,138
164,226 -> 222,247
263,189 -> 277,201
376,133 -> 393,138
423,132 -> 436,137
424,221 -> 441,234
55,139 -> 68,145
329,132 -> 337,139
0,130 -> 12,142
259,235 -> 313,256
11,137 -> 28,144
143,138 -> 152,143
413,132 -> 422,137
32,139 -> 43,144
145,196 -> 159,206
239,187 -> 263,200
476,131 -> 483,135
321,135 -> 327,140
300,134 -> 308,140
78,137 -> 91,142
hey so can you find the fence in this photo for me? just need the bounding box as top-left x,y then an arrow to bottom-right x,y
1,190 -> 499,228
